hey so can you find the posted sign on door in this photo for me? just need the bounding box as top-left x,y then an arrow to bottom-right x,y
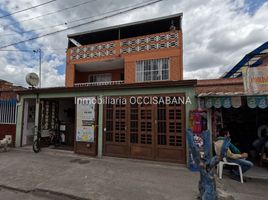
76,97 -> 95,142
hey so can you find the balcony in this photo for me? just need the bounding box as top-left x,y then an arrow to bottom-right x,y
74,80 -> 124,87
68,30 -> 180,62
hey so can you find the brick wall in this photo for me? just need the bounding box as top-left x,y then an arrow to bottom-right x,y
66,30 -> 183,86
0,124 -> 16,147
0,80 -> 23,147
196,78 -> 244,93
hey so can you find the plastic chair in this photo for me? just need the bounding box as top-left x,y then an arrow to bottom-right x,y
214,142 -> 243,183
217,157 -> 243,183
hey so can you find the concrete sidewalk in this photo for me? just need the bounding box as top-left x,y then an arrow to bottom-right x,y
0,149 -> 200,200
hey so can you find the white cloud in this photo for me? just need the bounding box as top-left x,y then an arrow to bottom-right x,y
0,0 -> 267,87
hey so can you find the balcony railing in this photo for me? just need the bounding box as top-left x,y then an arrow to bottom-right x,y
120,31 -> 179,54
69,40 -> 117,61
74,80 -> 124,87
69,30 -> 179,62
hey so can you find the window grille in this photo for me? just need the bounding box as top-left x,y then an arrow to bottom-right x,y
0,99 -> 17,124
136,58 -> 169,82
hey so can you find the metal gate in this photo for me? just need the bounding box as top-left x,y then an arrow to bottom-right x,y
103,95 -> 186,163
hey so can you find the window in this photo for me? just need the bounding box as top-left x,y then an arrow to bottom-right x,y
0,99 -> 16,124
136,58 -> 169,82
88,73 -> 112,83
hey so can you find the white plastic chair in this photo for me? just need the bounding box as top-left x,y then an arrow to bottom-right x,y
217,157 -> 243,183
214,142 -> 243,183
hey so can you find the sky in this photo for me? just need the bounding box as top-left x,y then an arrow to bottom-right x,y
0,0 -> 267,87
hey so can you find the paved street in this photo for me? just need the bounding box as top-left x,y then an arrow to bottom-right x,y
0,149 -> 200,200
1,149 -> 268,200
222,177 -> 268,200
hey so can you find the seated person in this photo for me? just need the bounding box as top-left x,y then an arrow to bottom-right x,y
252,125 -> 268,159
214,128 -> 253,181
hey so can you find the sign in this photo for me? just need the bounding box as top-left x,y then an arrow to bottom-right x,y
231,96 -> 242,108
223,97 -> 231,108
247,96 -> 257,108
76,97 -> 95,142
242,66 -> 268,93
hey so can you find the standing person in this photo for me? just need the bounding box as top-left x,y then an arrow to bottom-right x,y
214,128 -> 254,181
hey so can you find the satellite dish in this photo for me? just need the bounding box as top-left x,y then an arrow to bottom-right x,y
26,73 -> 39,87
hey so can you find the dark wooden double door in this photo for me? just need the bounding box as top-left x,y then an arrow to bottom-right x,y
103,95 -> 186,163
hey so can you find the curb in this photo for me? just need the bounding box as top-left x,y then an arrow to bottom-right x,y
0,185 -> 91,200
32,189 -> 91,200
0,184 -> 31,193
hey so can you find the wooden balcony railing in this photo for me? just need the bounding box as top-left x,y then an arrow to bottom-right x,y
74,80 -> 124,87
69,30 -> 180,62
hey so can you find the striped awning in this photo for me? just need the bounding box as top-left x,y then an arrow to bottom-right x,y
198,94 -> 268,109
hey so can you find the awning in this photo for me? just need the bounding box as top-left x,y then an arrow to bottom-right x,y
198,93 -> 268,109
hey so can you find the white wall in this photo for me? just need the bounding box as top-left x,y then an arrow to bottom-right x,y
22,99 -> 35,146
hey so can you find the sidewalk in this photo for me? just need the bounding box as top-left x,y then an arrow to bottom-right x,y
219,166 -> 268,200
0,149 -> 200,200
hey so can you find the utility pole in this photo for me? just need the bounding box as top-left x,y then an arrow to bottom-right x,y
33,49 -> 42,88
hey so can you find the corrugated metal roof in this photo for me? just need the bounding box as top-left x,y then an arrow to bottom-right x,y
223,41 -> 268,78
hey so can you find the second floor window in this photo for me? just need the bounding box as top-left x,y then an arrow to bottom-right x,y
136,58 -> 169,82
88,73 -> 112,83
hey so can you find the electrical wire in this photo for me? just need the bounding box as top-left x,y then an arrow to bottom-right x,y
1,0 -> 98,29
0,0 -> 57,19
0,0 -> 158,37
0,49 -> 67,52
0,0 -> 164,49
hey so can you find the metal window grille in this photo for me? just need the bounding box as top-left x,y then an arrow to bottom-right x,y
136,58 -> 169,82
0,99 -> 17,124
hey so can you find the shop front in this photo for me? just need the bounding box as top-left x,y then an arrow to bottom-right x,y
16,80 -> 197,164
197,92 -> 268,166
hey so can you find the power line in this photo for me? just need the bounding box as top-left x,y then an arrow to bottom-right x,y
0,48 -> 66,52
0,0 -> 164,49
1,0 -> 97,29
0,49 -> 34,52
0,0 -> 158,38
0,0 -> 57,19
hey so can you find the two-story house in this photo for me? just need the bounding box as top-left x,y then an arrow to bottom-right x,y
16,13 -> 197,164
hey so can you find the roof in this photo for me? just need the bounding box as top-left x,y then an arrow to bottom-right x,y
197,78 -> 243,86
223,41 -> 268,78
67,13 -> 183,38
17,79 -> 197,95
196,78 -> 244,94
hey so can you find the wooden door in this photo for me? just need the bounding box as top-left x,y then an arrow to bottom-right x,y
155,95 -> 185,163
129,102 -> 155,160
103,100 -> 129,157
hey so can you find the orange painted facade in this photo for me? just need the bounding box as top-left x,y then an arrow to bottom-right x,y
65,30 -> 183,87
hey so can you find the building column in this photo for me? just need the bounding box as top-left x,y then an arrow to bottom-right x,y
97,95 -> 103,158
15,99 -> 23,147
34,94 -> 40,140
207,109 -> 213,156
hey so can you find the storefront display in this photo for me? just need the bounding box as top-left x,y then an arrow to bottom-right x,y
188,110 -> 207,171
